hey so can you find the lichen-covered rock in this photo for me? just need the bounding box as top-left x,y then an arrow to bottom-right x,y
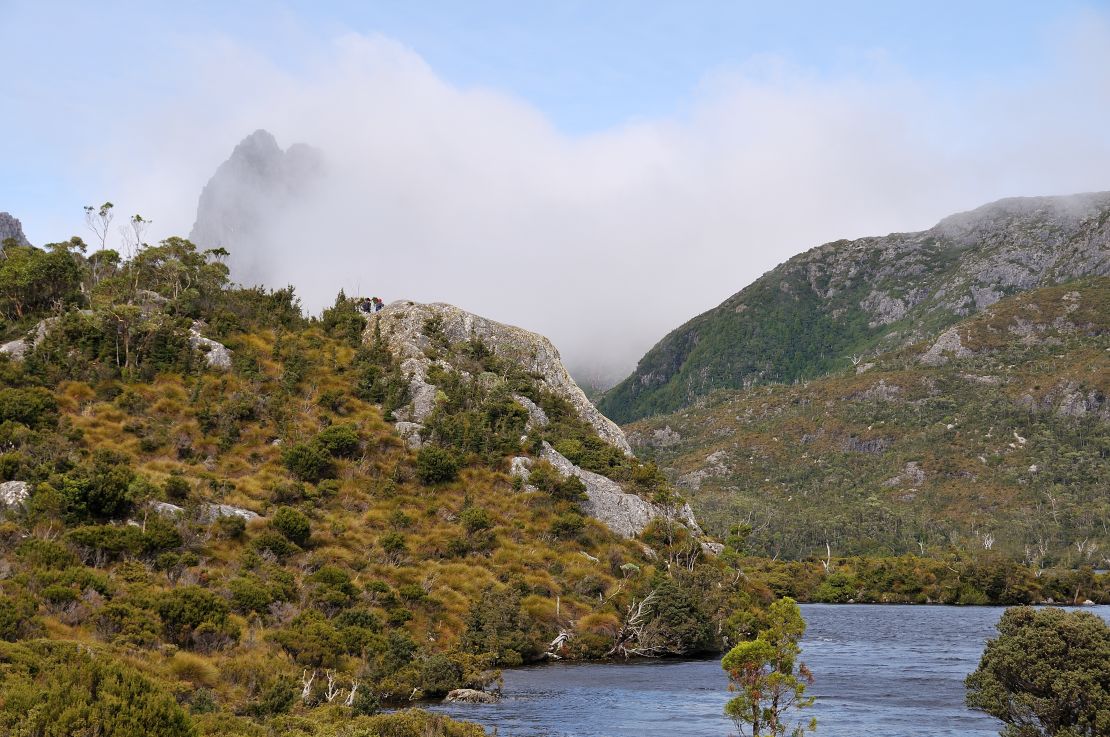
199,503 -> 260,523
628,425 -> 682,450
512,394 -> 549,430
0,481 -> 30,508
368,301 -> 631,454
513,443 -> 703,539
677,450 -> 732,492
919,326 -> 972,366
0,318 -> 56,362
189,322 -> 233,370
445,689 -> 499,704
150,501 -> 186,517
883,462 -> 926,487
394,421 -> 425,450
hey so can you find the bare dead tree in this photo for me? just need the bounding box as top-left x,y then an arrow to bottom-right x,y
605,590 -> 664,658
344,680 -> 361,707
324,670 -> 342,703
301,669 -> 316,702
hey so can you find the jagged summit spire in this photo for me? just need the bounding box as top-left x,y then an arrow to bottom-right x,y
188,129 -> 324,279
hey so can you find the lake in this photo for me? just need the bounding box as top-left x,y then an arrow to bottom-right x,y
434,603 -> 1110,736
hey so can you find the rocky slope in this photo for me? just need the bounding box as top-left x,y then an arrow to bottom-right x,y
0,211 -> 30,246
189,129 -> 323,279
366,300 -> 714,543
627,278 -> 1110,566
369,300 -> 630,454
601,192 -> 1110,423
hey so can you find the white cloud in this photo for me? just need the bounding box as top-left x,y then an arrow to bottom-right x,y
97,19 -> 1110,384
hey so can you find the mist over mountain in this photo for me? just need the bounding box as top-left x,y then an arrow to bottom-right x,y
600,191 -> 1110,423
189,130 -> 324,280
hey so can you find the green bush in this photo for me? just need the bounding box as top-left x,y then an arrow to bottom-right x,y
967,606 -> 1110,736
271,506 -> 311,547
0,641 -> 195,737
163,475 -> 190,501
281,442 -> 334,483
251,530 -> 299,559
0,387 -> 59,429
315,423 -> 361,458
459,506 -> 492,534
157,586 -> 236,651
60,451 -> 136,521
415,446 -> 460,485
0,592 -> 40,640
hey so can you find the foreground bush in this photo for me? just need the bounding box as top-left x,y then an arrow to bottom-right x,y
966,606 -> 1110,737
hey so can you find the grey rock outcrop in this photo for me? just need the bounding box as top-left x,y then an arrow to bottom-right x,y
513,442 -> 702,539
628,425 -> 682,450
0,318 -> 56,362
512,394 -> 550,430
189,322 -> 232,370
394,422 -> 425,450
199,503 -> 260,523
368,301 -> 632,455
0,212 -> 30,246
445,689 -> 499,704
189,130 -> 324,281
919,326 -> 972,366
150,501 -> 186,517
677,450 -> 731,492
0,481 -> 30,509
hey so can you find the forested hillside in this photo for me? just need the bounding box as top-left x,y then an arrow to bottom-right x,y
601,193 -> 1110,423
0,230 -> 764,736
628,279 -> 1110,572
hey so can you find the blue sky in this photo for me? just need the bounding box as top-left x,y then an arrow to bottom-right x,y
2,2 -> 1109,376
2,0 -> 1100,240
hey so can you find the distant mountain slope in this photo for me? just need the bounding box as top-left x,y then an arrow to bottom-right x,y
600,192 -> 1110,423
627,278 -> 1110,566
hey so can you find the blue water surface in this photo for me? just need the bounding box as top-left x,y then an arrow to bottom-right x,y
433,603 -> 1110,737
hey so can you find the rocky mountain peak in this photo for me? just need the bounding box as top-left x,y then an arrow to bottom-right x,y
0,212 -> 30,246
189,129 -> 323,277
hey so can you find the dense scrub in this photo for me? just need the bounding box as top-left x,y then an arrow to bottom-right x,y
0,231 -> 766,735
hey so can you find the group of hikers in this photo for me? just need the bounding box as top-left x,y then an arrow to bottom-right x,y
358,296 -> 385,314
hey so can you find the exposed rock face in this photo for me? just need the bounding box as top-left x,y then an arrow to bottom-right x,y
189,130 -> 323,280
884,462 -> 926,487
512,394 -> 550,431
677,450 -> 731,492
188,322 -> 233,370
393,422 -> 425,450
602,191 -> 1110,422
919,326 -> 972,366
150,501 -> 186,517
0,212 -> 30,246
368,301 -> 632,455
627,425 -> 681,450
198,503 -> 260,523
0,318 -> 56,362
513,442 -> 703,540
0,481 -> 30,508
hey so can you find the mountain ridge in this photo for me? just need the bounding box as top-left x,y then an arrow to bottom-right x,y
599,191 -> 1110,423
